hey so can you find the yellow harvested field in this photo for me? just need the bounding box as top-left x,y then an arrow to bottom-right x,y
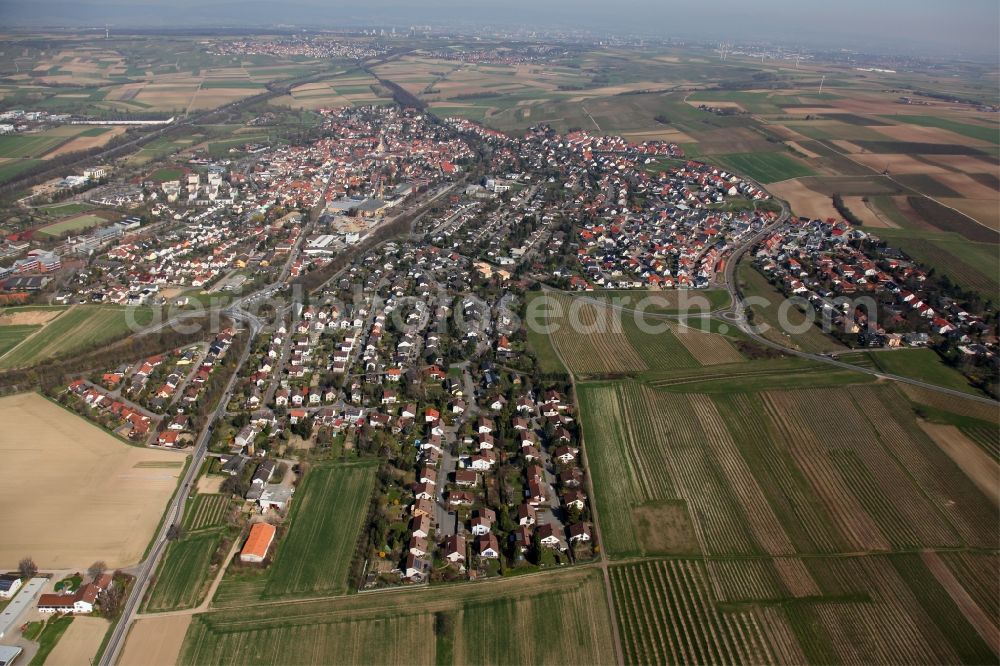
786,140 -> 822,159
921,154 -> 1000,174
874,122 -> 996,146
782,106 -> 838,115
851,153 -> 949,174
0,393 -> 184,569
119,615 -> 192,666
196,474 -> 224,494
830,139 -> 865,153
768,179 -> 839,221
0,309 -> 63,326
932,172 -> 1000,200
189,89 -> 262,110
918,421 -> 999,506
44,126 -> 126,158
622,129 -> 696,143
45,616 -> 110,666
843,196 -> 898,228
937,197 -> 1000,231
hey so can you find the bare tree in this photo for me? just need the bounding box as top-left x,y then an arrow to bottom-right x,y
18,557 -> 37,579
88,561 -> 107,580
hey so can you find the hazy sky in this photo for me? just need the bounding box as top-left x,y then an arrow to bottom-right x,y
1,0 -> 997,59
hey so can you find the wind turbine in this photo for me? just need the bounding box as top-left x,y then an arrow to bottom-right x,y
818,75 -> 826,95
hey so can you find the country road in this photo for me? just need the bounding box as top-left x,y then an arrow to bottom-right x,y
98,308 -> 262,666
96,177 -> 462,666
539,190 -> 998,408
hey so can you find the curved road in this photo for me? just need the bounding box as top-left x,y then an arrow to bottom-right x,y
541,198 -> 997,407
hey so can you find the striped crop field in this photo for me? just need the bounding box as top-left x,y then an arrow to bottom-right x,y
543,293 -> 647,375
610,559 -> 806,665
184,494 -> 230,532
579,381 -> 764,558
262,463 -> 376,598
180,568 -> 615,665
142,531 -> 222,613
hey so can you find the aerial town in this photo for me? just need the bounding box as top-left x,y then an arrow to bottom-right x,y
0,16 -> 996,666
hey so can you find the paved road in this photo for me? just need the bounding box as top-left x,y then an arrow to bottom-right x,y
98,309 -> 262,666
540,205 -> 998,407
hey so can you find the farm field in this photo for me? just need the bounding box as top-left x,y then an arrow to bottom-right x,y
0,392 -> 184,569
854,348 -> 981,396
118,615 -> 193,666
581,379 -> 997,557
183,493 -> 231,532
540,292 -> 647,376
880,115 -> 1000,145
0,304 -> 155,369
142,530 -> 223,613
181,567 -> 615,665
713,151 -> 815,183
612,553 -> 998,666
261,463 -> 375,599
525,298 -> 566,375
0,323 -> 40,356
44,615 -> 109,666
533,292 -> 747,377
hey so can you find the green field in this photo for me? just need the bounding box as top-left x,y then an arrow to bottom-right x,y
182,568 -> 615,665
37,201 -> 96,217
714,151 -> 815,183
0,305 -> 155,369
142,531 -> 223,612
0,324 -> 40,357
150,166 -> 185,182
0,133 -> 69,158
36,213 -> 107,237
28,615 -> 75,666
857,348 -> 980,396
525,319 -> 566,375
262,463 -> 376,598
885,115 -> 1000,145
619,314 -> 700,371
0,158 -> 43,183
